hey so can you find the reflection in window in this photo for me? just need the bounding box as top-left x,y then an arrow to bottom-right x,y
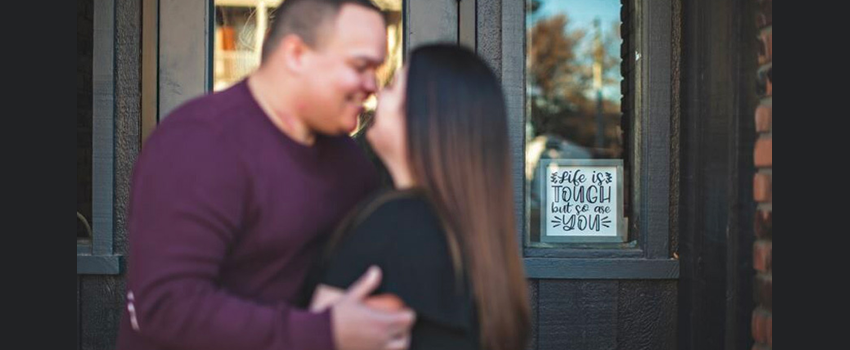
78,0 -> 93,240
213,0 -> 404,114
525,0 -> 627,245
213,0 -> 403,186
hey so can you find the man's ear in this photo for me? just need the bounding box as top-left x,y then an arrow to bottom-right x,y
277,34 -> 310,75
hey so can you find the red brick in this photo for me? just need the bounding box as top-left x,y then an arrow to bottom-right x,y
751,313 -> 761,343
755,274 -> 773,310
752,310 -> 773,346
766,314 -> 772,347
757,0 -> 773,28
755,138 -> 773,167
752,312 -> 767,344
754,240 -> 772,272
758,30 -> 773,65
757,66 -> 773,97
754,173 -> 772,202
755,105 -> 772,133
755,210 -> 773,238
767,74 -> 772,96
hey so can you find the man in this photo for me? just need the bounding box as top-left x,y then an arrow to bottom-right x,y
116,1 -> 414,349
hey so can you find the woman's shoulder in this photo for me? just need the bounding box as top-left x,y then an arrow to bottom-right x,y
324,190 -> 475,332
323,189 -> 455,279
353,190 -> 447,247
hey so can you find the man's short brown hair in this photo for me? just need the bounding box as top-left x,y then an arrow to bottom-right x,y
261,0 -> 382,62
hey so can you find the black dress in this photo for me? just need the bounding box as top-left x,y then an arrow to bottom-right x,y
302,190 -> 480,350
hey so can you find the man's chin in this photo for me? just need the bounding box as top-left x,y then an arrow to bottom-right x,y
345,121 -> 360,135
344,112 -> 362,134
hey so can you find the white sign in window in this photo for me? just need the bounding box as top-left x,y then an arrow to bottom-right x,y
539,159 -> 626,243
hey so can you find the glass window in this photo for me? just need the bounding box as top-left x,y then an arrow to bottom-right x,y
213,0 -> 404,107
525,0 -> 628,246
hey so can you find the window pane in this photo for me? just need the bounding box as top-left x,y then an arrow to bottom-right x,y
213,0 -> 403,134
213,0 -> 404,97
525,0 -> 628,246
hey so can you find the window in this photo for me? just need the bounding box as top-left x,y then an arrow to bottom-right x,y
212,0 -> 404,133
525,0 -> 630,247
506,0 -> 676,277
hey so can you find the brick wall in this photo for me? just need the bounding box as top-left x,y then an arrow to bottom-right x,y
752,0 -> 772,348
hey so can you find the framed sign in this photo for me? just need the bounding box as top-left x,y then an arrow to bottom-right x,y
539,159 -> 627,243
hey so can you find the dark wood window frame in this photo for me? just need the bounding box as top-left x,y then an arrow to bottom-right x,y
78,0 -> 123,275
504,0 -> 679,279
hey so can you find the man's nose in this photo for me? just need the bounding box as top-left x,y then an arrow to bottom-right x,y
363,74 -> 378,95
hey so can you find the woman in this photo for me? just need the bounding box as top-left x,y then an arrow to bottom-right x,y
305,44 -> 530,350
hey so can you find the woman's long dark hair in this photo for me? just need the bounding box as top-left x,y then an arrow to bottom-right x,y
406,44 -> 531,350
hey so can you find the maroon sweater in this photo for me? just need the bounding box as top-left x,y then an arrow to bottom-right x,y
116,80 -> 378,350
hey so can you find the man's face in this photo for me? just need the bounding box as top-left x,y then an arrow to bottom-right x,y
300,5 -> 387,136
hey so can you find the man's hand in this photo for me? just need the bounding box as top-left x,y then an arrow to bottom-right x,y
332,266 -> 416,350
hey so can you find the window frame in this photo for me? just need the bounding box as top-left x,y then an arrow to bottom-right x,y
504,0 -> 678,279
77,0 -> 122,276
